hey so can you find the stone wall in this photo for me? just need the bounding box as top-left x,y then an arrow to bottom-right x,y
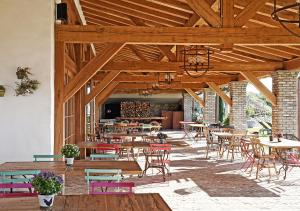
229,81 -> 248,130
272,71 -> 299,135
183,93 -> 193,121
203,88 -> 216,124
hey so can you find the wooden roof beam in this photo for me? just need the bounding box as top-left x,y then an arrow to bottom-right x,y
240,71 -> 276,106
56,25 -> 300,45
185,88 -> 205,108
206,82 -> 232,106
95,82 -> 119,106
64,43 -> 125,102
186,0 -> 221,27
85,71 -> 122,104
127,45 -> 148,61
234,0 -> 268,27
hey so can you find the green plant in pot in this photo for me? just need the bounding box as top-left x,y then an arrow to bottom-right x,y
61,144 -> 80,166
16,67 -> 31,79
32,171 -> 63,208
0,85 -> 5,97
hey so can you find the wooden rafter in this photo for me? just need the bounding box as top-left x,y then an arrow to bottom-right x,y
95,82 -> 119,105
186,0 -> 221,27
222,0 -> 234,27
56,25 -> 300,45
234,0 -> 268,27
127,45 -> 148,61
240,71 -> 276,106
85,71 -> 122,104
64,43 -> 125,102
116,83 -> 205,90
185,88 -> 205,108
206,82 -> 232,106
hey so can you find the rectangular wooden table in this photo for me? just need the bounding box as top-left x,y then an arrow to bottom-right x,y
0,161 -> 142,195
0,193 -> 171,211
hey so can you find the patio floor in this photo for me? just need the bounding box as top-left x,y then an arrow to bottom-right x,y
126,131 -> 300,211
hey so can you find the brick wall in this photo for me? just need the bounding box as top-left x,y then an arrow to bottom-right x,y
229,81 -> 247,130
203,88 -> 216,124
183,93 -> 193,121
272,71 -> 299,135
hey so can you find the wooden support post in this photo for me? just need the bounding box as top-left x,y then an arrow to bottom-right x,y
185,88 -> 205,108
206,82 -> 232,106
54,41 -> 65,154
240,71 -> 276,106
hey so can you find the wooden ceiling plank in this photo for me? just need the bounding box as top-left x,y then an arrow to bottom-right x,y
206,82 -> 232,106
185,88 -> 205,108
234,46 -> 284,61
127,45 -> 148,61
241,71 -> 276,106
64,43 -> 125,102
186,0 -> 221,27
81,0 -> 180,26
234,0 -> 268,27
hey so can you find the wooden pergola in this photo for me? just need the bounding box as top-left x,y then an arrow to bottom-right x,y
54,0 -> 300,153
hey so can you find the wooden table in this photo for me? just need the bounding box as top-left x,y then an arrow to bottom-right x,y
0,193 -> 171,211
188,123 -> 207,139
260,138 -> 300,179
78,140 -> 189,159
179,121 -> 195,138
0,161 -> 142,195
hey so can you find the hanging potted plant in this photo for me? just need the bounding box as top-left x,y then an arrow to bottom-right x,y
0,85 -> 5,97
15,79 -> 40,96
61,144 -> 80,166
16,67 -> 31,79
32,171 -> 63,208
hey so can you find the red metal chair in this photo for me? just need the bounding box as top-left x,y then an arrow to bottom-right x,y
0,183 -> 36,198
96,143 -> 121,154
143,144 -> 171,181
89,182 -> 134,195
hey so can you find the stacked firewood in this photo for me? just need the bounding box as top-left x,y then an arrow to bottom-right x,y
121,101 -> 150,118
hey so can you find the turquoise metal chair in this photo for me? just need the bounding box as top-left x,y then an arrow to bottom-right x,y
85,169 -> 122,192
0,170 -> 41,183
33,154 -> 63,162
90,154 -> 119,160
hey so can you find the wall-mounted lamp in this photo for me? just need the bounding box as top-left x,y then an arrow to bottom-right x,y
0,85 -> 5,97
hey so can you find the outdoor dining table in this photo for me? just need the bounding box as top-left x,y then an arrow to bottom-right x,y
260,138 -> 300,179
188,123 -> 207,139
179,121 -> 195,138
0,193 -> 171,211
0,160 -> 142,195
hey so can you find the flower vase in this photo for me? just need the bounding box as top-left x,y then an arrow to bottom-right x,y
65,157 -> 74,166
38,194 -> 55,208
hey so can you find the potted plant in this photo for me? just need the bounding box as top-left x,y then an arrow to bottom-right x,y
157,132 -> 168,144
0,85 -> 5,97
16,67 -> 31,79
32,171 -> 63,208
61,144 -> 80,166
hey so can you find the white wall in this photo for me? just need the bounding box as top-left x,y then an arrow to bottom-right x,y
0,0 -> 55,162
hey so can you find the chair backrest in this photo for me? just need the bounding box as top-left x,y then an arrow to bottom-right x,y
85,169 -> 122,182
90,154 -> 119,160
96,143 -> 120,154
89,182 -> 134,195
0,183 -> 37,198
149,144 -> 171,163
149,144 -> 171,151
33,154 -> 63,162
0,170 -> 41,183
250,138 -> 264,158
283,134 -> 300,141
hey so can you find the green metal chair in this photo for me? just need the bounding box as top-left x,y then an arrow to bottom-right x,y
90,154 -> 119,160
0,170 -> 41,183
85,169 -> 122,192
33,154 -> 63,162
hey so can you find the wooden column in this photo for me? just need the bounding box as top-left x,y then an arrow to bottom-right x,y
54,41 -> 65,154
